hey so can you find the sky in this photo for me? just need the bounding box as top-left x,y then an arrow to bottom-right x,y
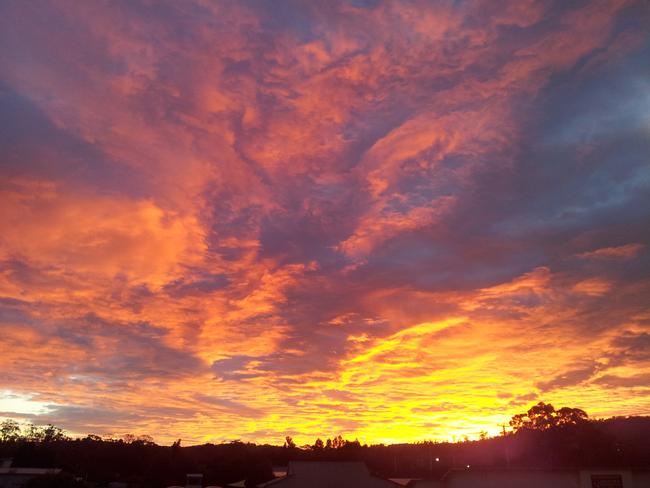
0,0 -> 649,446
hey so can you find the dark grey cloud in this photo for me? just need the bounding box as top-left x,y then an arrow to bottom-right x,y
194,394 -> 263,418
536,363 -> 602,392
593,374 -> 650,389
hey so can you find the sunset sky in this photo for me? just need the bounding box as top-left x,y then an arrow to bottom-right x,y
1,0 -> 649,446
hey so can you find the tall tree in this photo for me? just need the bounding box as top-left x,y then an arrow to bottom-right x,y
0,420 -> 21,442
510,402 -> 589,432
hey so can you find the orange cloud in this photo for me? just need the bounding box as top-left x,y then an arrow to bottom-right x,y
0,0 -> 648,446
0,178 -> 205,289
577,243 -> 645,260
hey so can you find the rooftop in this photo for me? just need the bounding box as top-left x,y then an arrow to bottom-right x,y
258,461 -> 400,488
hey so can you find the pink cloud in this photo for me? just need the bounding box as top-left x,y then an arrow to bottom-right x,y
577,243 -> 645,260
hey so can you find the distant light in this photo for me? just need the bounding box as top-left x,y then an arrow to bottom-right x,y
466,465 -> 470,469
0,390 -> 52,415
435,457 -> 440,462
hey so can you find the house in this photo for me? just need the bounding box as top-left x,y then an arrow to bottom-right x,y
257,461 -> 401,488
186,474 -> 203,488
0,459 -> 61,488
407,467 -> 650,488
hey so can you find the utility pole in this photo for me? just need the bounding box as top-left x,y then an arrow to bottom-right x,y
501,424 -> 510,467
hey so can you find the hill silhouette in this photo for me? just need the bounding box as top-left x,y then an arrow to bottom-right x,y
1,410 -> 650,487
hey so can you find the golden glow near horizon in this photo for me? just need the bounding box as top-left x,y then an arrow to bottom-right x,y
1,0 -> 649,446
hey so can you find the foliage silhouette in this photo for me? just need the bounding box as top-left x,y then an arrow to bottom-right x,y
1,409 -> 649,487
509,402 -> 588,432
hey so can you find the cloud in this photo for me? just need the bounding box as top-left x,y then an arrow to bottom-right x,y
577,244 -> 645,260
593,373 -> 650,389
0,0 -> 648,444
193,394 -> 264,418
536,363 -> 602,392
609,331 -> 650,363
0,178 -> 206,288
572,278 -> 612,297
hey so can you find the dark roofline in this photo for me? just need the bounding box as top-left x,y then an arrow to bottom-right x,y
257,476 -> 287,487
258,461 -> 403,488
432,466 -> 650,481
443,466 -> 650,472
0,468 -> 62,475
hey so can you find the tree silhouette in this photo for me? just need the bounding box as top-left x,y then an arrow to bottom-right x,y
3,411 -> 649,485
556,406 -> 588,426
0,420 -> 21,442
41,424 -> 68,442
332,435 -> 345,449
510,402 -> 589,432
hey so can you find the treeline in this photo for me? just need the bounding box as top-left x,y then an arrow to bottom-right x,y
1,404 -> 649,487
0,421 -> 68,443
0,421 -> 156,446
